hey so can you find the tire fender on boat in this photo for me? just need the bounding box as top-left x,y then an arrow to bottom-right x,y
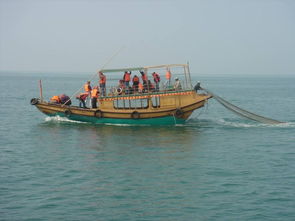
175,108 -> 184,118
131,111 -> 140,119
64,109 -> 72,117
117,87 -> 123,95
94,110 -> 102,118
30,98 -> 39,105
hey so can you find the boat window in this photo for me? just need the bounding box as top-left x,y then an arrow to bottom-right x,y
151,96 -> 160,108
114,98 -> 148,109
130,99 -> 140,108
141,99 -> 148,108
124,100 -> 130,108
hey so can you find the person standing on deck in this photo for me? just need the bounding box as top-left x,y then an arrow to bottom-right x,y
194,81 -> 201,93
138,82 -> 144,93
152,72 -> 160,92
84,81 -> 92,107
174,77 -> 182,91
140,71 -> 148,91
165,70 -> 171,87
132,75 -> 140,92
123,71 -> 131,93
99,71 -> 106,96
91,86 -> 99,108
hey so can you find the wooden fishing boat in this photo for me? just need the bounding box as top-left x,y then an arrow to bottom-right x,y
31,64 -> 212,125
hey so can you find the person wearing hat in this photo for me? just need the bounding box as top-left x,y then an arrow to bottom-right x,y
173,77 -> 182,90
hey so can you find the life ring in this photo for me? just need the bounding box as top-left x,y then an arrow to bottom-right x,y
64,109 -> 72,117
175,108 -> 184,118
94,110 -> 102,118
30,98 -> 39,105
116,87 -> 123,95
131,111 -> 140,119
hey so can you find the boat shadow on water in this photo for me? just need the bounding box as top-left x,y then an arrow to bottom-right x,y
34,116 -> 203,153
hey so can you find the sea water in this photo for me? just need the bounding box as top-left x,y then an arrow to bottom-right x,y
0,72 -> 294,220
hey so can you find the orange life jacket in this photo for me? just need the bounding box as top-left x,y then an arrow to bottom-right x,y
166,71 -> 171,80
138,83 -> 144,91
141,73 -> 147,81
50,95 -> 61,103
123,73 -> 131,82
84,83 -> 91,92
91,88 -> 99,98
133,76 -> 139,83
99,75 -> 106,84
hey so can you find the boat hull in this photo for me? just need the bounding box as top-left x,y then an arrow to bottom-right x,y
32,90 -> 212,125
46,112 -> 185,125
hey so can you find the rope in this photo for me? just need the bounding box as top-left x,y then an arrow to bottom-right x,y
61,46 -> 124,107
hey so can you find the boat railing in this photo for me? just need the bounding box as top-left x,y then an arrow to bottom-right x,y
97,79 -> 191,99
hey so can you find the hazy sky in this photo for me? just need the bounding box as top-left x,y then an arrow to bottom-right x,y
0,0 -> 294,75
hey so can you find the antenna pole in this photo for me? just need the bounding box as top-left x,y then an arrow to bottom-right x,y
39,79 -> 43,101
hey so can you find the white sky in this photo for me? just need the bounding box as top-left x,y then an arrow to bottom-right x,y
0,0 -> 294,75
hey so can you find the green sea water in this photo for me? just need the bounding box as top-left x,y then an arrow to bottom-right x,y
0,72 -> 294,220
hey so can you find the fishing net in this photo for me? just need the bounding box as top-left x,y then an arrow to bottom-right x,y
202,88 -> 283,124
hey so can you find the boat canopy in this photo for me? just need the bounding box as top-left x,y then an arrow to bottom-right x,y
101,64 -> 188,73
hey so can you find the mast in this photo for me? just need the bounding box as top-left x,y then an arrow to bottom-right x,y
39,79 -> 43,101
187,62 -> 192,89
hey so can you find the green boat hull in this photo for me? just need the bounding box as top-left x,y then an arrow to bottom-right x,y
48,112 -> 185,125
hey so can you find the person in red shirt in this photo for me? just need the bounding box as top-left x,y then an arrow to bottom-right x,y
152,72 -> 160,92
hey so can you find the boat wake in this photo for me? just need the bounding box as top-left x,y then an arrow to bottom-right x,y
188,117 -> 295,129
43,116 -> 295,129
216,119 -> 295,128
44,116 -> 86,124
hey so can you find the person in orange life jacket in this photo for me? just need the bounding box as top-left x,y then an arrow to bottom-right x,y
91,86 -> 99,108
140,71 -> 148,90
165,70 -> 171,87
152,72 -> 160,92
98,71 -> 106,96
84,80 -> 92,106
138,82 -> 144,93
132,75 -> 140,92
123,71 -> 131,93
84,81 -> 92,93
50,95 -> 61,104
76,92 -> 88,108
